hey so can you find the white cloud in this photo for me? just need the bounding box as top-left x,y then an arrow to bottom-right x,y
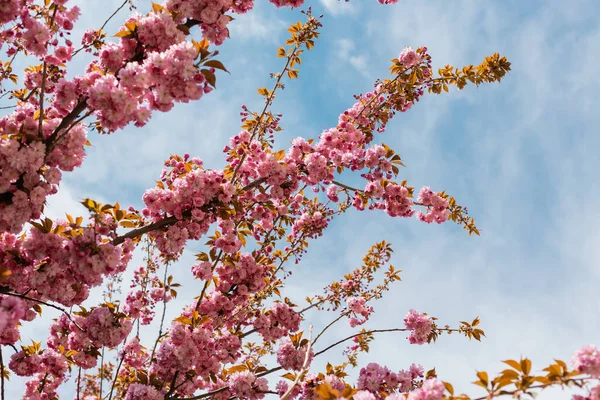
320,0 -> 358,16
335,38 -> 369,75
229,11 -> 287,43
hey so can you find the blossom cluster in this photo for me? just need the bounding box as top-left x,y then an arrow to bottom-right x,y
0,295 -> 28,345
0,103 -> 83,233
572,345 -> 600,378
149,320 -> 243,396
403,310 -> 433,345
254,302 -> 302,342
416,187 -> 450,224
142,155 -> 235,255
228,370 -> 269,400
9,305 -> 131,398
86,306 -> 133,347
0,222 -> 134,308
347,296 -> 374,327
277,339 -> 314,371
357,362 -> 424,395
9,348 -> 68,399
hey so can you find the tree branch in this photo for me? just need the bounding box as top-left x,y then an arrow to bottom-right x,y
4,292 -> 85,331
111,177 -> 267,246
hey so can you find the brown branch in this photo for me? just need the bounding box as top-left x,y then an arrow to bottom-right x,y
149,262 -> 170,363
112,215 -> 178,246
107,353 -> 125,400
48,99 -> 88,145
76,367 -> 81,400
3,292 -> 85,331
314,328 -> 408,357
99,346 -> 105,398
332,180 -> 363,193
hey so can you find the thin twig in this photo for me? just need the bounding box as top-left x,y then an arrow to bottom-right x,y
72,0 -> 129,57
76,367 -> 81,400
100,0 -> 129,32
38,7 -> 58,137
149,262 -> 170,364
99,346 -> 105,398
332,180 -> 363,193
107,353 -> 125,400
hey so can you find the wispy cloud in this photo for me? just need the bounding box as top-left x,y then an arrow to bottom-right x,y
320,0 -> 358,16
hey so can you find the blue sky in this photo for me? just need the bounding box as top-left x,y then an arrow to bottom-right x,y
7,0 -> 600,398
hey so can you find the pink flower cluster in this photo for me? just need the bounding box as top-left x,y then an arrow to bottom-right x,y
47,314 -> 95,369
269,0 -> 305,7
404,309 -> 433,345
572,345 -> 600,377
164,0 -> 306,45
0,102 -> 84,233
228,370 -> 269,400
215,253 -> 268,295
277,339 -> 313,371
0,295 -> 25,344
86,306 -> 132,348
0,0 -> 22,24
44,307 -> 131,373
291,210 -> 330,240
9,349 -> 66,378
0,223 -> 134,307
361,181 -> 416,218
136,11 -> 186,52
398,47 -> 423,68
151,321 -> 242,393
13,349 -> 69,399
254,302 -> 301,341
91,39 -> 209,130
7,2 -> 79,58
356,362 -> 424,396
165,0 -> 240,45
142,156 -> 235,255
416,187 -> 449,224
192,260 -> 212,280
358,363 -> 398,393
346,296 -> 374,327
124,383 -> 164,400
405,378 -> 445,400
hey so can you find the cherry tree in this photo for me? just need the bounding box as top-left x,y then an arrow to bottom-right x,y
0,0 -> 598,399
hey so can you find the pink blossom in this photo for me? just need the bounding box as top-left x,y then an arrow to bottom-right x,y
572,345 -> 600,377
